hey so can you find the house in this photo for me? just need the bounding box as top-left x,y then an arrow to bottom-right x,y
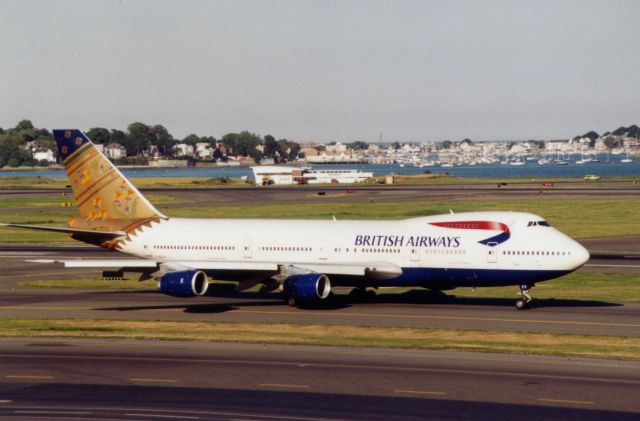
174,143 -> 194,157
32,148 -> 55,163
104,143 -> 126,159
195,142 -> 213,159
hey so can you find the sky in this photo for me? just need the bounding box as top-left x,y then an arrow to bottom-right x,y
1,0 -> 639,142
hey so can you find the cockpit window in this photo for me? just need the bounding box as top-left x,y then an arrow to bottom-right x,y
527,220 -> 551,227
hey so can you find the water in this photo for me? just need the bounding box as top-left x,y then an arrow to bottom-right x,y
1,158 -> 639,179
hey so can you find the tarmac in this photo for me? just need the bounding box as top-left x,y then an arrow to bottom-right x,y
0,183 -> 638,419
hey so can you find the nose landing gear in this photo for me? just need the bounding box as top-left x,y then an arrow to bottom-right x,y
515,284 -> 534,310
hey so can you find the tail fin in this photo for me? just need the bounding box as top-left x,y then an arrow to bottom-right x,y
53,130 -> 166,229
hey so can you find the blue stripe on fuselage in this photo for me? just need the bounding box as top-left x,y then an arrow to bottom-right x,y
374,267 -> 572,288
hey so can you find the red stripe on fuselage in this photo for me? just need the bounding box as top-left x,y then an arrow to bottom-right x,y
429,221 -> 510,234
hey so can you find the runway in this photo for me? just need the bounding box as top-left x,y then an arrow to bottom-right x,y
1,181 -> 639,210
1,245 -> 639,337
0,338 -> 638,420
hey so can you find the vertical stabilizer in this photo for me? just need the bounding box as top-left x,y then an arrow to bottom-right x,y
53,130 -> 165,229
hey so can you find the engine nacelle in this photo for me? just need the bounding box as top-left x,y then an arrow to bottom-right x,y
283,273 -> 331,305
158,270 -> 209,298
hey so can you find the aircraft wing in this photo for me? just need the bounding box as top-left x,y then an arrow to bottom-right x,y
27,259 -> 402,279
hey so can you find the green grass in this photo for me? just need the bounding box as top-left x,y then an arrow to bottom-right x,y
1,196 -> 639,242
164,198 -> 640,239
0,318 -> 638,360
409,272 -> 640,303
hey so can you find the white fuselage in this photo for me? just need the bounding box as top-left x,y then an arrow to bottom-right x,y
119,211 -> 589,288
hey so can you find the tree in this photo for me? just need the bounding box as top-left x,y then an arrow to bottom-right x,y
263,135 -> 278,158
221,131 -> 262,157
212,147 -> 225,162
182,134 -> 201,146
149,125 -> 175,157
110,129 -> 126,144
441,140 -> 452,149
0,128 -> 4,135
86,127 -> 111,144
347,141 -> 368,150
287,143 -> 301,160
602,136 -> 616,150
14,119 -> 34,131
0,133 -> 35,167
125,122 -> 151,156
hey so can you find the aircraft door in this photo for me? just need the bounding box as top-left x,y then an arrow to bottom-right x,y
487,242 -> 498,263
410,247 -> 420,262
243,239 -> 253,258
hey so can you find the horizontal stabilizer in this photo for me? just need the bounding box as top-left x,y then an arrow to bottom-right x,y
0,223 -> 125,239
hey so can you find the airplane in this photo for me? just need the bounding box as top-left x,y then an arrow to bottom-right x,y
1,130 -> 590,310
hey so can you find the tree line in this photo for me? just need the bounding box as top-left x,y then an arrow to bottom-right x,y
0,119 -> 304,167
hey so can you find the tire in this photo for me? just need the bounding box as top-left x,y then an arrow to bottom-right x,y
515,298 -> 527,310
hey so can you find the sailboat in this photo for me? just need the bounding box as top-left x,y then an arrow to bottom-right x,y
621,152 -> 633,163
575,152 -> 590,165
555,152 -> 568,165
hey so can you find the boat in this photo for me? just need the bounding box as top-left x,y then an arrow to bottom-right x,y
621,152 -> 633,163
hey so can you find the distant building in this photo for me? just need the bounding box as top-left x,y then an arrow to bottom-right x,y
174,143 -> 194,157
195,142 -> 213,159
32,148 -> 55,163
104,143 -> 126,159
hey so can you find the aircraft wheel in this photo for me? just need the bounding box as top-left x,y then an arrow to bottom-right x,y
286,295 -> 296,307
515,298 -> 528,310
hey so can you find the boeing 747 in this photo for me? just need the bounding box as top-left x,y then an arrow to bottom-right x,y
1,130 -> 590,309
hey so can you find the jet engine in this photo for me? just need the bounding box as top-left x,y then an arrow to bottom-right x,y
283,273 -> 331,306
158,270 -> 209,297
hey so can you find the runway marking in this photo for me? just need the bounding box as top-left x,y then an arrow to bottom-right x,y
394,389 -> 446,396
2,350 -> 640,382
258,383 -> 311,389
130,378 -> 178,383
124,414 -> 199,419
5,375 -> 53,380
538,398 -> 594,406
0,306 -> 92,310
235,309 -> 640,328
585,264 -> 640,268
15,410 -> 91,415
0,400 -> 11,404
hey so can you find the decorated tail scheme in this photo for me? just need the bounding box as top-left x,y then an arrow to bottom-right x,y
52,130 -> 166,248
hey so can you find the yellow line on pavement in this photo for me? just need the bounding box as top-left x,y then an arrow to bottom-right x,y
5,375 -> 53,380
538,398 -> 594,405
130,378 -> 178,383
394,389 -> 446,396
258,383 -> 310,389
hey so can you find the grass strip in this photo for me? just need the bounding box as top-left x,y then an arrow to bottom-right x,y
0,318 -> 637,360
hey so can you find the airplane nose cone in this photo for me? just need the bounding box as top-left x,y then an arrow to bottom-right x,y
573,242 -> 590,269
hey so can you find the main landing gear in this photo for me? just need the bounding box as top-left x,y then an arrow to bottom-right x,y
515,284 -> 534,310
348,287 -> 377,302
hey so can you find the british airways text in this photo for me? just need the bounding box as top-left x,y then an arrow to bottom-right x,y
354,235 -> 461,248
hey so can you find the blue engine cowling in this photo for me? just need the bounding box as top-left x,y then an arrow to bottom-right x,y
158,270 -> 209,298
282,274 -> 331,305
